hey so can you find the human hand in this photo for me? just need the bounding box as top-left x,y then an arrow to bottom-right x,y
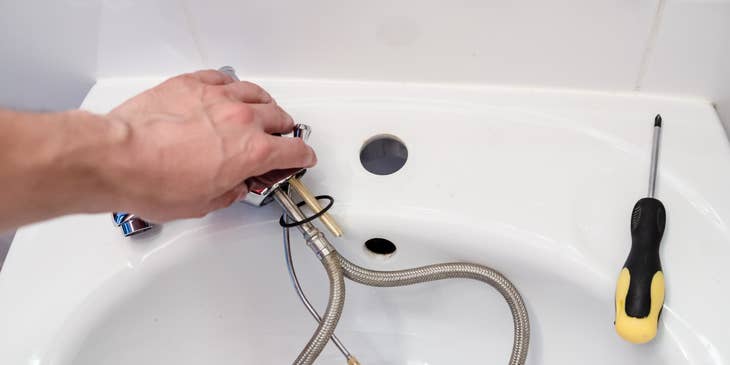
104,70 -> 316,222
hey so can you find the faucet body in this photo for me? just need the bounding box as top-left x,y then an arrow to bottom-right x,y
243,124 -> 311,206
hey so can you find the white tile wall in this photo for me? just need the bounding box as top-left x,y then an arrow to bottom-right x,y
184,0 -> 660,90
640,0 -> 730,102
1,0 -> 729,124
0,1 -> 100,110
639,0 -> 730,134
95,0 -> 203,77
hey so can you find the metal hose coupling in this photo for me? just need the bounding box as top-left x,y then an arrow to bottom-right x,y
275,189 -> 334,259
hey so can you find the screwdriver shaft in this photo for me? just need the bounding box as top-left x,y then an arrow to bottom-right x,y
648,115 -> 662,198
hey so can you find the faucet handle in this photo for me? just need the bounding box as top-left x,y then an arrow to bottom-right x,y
293,124 -> 311,141
242,124 -> 312,206
244,167 -> 306,206
218,65 -> 239,81
112,212 -> 152,237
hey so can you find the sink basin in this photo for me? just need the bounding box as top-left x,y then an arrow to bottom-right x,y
1,78 -> 729,364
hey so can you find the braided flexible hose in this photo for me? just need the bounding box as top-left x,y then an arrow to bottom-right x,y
293,253 -> 346,365
278,188 -> 528,364
337,254 -> 530,365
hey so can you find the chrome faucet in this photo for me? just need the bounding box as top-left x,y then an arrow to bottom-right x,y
242,124 -> 310,206
110,123 -> 311,237
112,212 -> 151,237
111,123 -> 310,236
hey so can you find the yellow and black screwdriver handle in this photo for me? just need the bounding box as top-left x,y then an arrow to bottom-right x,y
615,197 -> 666,344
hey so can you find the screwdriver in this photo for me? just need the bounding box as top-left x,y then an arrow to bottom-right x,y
614,114 -> 667,344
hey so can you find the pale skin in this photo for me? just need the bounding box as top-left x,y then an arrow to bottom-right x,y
0,69 -> 317,233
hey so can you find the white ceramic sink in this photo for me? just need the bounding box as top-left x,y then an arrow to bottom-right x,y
2,78 -> 730,364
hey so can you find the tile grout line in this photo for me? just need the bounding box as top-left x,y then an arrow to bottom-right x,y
634,0 -> 667,91
179,0 -> 208,68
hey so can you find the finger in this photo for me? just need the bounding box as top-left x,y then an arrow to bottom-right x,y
259,135 -> 317,173
250,103 -> 295,134
191,69 -> 235,85
208,183 -> 248,211
223,81 -> 272,104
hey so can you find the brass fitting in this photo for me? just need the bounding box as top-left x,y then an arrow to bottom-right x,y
289,177 -> 344,237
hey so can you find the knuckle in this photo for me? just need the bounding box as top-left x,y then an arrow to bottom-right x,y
201,85 -> 226,104
250,138 -> 273,161
206,84 -> 227,98
197,69 -> 216,76
160,76 -> 180,88
240,80 -> 261,90
224,103 -> 254,124
175,73 -> 196,84
289,138 -> 315,165
168,74 -> 201,91
241,81 -> 271,101
236,104 -> 256,123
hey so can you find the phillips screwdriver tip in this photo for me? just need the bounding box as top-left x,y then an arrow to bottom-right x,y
654,114 -> 662,127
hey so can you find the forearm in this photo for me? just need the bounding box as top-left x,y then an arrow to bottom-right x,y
0,109 -> 127,232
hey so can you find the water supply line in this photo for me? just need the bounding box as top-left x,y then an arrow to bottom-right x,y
273,189 -> 346,365
276,187 -> 531,365
336,255 -> 530,365
283,203 -> 360,365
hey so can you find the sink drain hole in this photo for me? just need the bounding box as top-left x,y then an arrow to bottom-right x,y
364,238 -> 397,256
360,134 -> 408,175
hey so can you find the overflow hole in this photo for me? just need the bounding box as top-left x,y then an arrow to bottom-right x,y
364,238 -> 397,256
360,134 -> 408,175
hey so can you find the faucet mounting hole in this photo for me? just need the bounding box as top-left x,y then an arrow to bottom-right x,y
360,134 -> 408,175
364,238 -> 397,256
